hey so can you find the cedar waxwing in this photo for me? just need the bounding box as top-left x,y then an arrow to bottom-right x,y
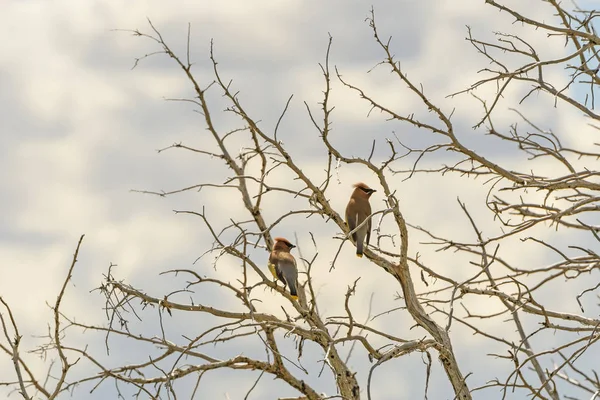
345,182 -> 376,257
269,237 -> 299,300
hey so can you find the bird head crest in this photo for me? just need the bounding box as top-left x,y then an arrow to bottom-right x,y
274,237 -> 295,249
353,182 -> 376,194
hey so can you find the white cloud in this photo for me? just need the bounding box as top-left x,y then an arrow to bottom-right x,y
1,0 -> 598,398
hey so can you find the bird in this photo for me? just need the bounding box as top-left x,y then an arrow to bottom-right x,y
268,237 -> 299,300
345,182 -> 376,257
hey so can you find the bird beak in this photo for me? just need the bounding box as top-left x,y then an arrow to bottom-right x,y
289,244 -> 296,249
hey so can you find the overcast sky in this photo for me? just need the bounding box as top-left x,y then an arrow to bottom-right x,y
1,1 -> 599,399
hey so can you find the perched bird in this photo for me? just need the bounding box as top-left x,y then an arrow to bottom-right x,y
269,237 -> 299,300
345,182 -> 376,257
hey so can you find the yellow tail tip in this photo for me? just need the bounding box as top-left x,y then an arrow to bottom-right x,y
356,253 -> 363,258
291,295 -> 298,301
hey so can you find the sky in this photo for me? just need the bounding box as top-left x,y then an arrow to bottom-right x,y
1,1 -> 599,399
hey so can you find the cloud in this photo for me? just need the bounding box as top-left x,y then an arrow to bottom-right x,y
1,0 -> 597,398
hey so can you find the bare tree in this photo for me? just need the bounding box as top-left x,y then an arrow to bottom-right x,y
2,1 -> 600,399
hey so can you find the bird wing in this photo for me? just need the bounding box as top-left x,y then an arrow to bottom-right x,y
278,255 -> 298,297
345,203 -> 358,243
276,255 -> 297,282
366,217 -> 372,246
363,200 -> 373,246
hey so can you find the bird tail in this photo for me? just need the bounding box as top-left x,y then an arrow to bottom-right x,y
356,240 -> 364,258
287,279 -> 298,300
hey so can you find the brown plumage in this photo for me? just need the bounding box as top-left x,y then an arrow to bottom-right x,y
268,237 -> 299,300
345,182 -> 376,257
